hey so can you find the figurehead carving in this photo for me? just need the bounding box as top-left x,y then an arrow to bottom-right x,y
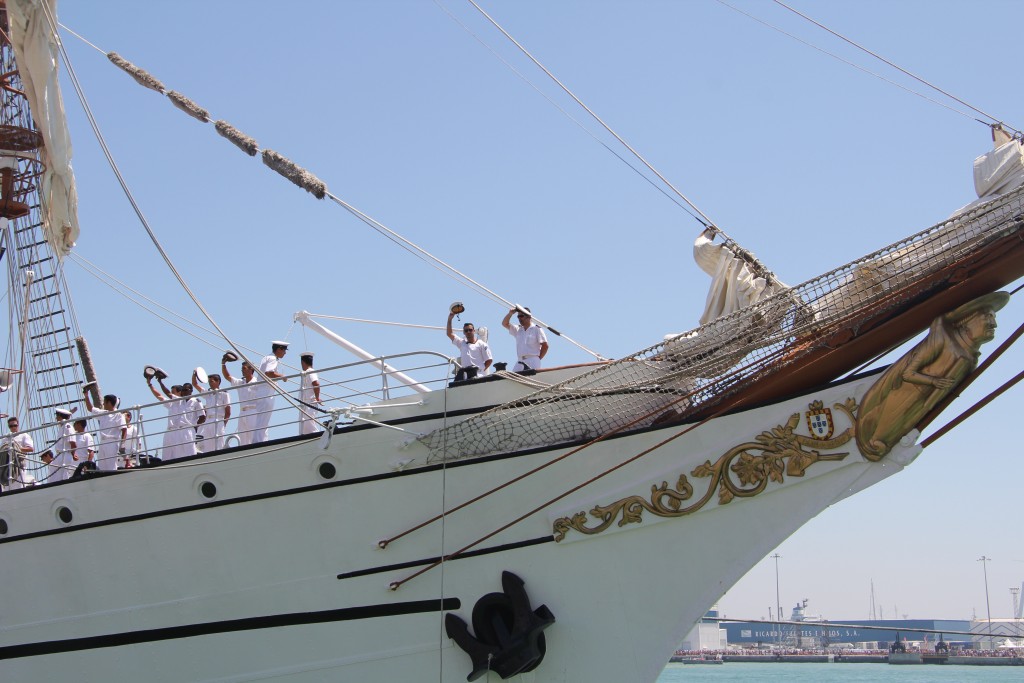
856,291 -> 1009,460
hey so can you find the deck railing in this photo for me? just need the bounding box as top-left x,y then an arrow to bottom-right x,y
0,350 -> 454,488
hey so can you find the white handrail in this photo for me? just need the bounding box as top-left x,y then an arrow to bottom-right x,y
294,310 -> 431,394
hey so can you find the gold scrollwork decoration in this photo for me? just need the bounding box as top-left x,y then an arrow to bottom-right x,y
552,398 -> 858,542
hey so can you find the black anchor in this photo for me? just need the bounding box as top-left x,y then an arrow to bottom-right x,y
445,571 -> 555,681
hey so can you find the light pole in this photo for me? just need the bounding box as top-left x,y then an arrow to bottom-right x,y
978,556 -> 993,650
772,553 -> 782,647
1012,587 -> 1022,642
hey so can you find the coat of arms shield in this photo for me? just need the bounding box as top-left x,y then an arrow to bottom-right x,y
806,406 -> 834,440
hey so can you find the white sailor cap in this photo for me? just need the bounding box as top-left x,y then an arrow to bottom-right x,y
271,340 -> 289,348
300,351 -> 314,361
55,408 -> 73,418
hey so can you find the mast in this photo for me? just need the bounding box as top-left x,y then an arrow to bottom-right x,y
0,0 -> 91,436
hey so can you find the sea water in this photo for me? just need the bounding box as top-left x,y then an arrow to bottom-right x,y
656,662 -> 1022,682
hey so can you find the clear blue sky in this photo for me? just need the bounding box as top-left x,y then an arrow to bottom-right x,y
43,0 -> 1024,622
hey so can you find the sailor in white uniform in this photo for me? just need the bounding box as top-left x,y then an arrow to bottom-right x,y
146,379 -> 192,460
69,419 -> 96,474
3,416 -> 34,490
181,383 -> 206,456
501,306 -> 549,372
446,309 -> 492,381
121,411 -> 141,467
83,388 -> 127,471
298,352 -> 322,435
49,408 -> 76,482
223,358 -> 259,446
193,371 -> 230,451
254,341 -> 288,443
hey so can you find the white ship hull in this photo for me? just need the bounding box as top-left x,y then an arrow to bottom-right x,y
0,369 -> 915,682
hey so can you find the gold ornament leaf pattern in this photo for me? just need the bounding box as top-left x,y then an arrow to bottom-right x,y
552,399 -> 858,542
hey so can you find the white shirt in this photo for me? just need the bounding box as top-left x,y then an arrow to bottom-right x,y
229,376 -> 259,407
451,336 -> 492,372
71,430 -> 95,462
157,396 -> 186,428
184,396 -> 206,428
88,406 -> 126,442
5,432 -> 34,454
122,423 -> 140,453
3,432 -> 33,481
254,354 -> 279,401
300,370 -> 320,403
508,323 -> 548,362
205,389 -> 229,422
53,421 -> 74,458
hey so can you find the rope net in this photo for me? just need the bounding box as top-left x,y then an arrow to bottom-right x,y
420,187 -> 1024,462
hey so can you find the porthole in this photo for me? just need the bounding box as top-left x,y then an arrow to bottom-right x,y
57,506 -> 73,524
318,462 -> 337,480
0,518 -> 8,535
199,481 -> 218,499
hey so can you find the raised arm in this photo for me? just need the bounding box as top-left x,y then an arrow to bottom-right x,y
157,377 -> 174,399
446,311 -> 457,342
221,360 -> 235,383
501,307 -> 516,331
146,380 -> 167,402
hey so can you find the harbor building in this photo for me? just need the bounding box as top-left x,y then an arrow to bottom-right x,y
720,601 -> 970,649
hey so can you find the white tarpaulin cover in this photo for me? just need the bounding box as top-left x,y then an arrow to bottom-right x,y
7,0 -> 79,256
974,138 -> 1024,198
693,231 -> 777,325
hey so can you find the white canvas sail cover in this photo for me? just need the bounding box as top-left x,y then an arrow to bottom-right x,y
693,231 -> 778,325
7,0 -> 79,256
974,138 -> 1024,199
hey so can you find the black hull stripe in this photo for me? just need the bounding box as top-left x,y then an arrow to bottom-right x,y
337,535 -> 553,580
0,598 -> 460,660
0,417 -> 686,545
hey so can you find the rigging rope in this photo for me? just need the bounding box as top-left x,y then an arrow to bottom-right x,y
767,0 -> 1021,135
325,193 -> 606,360
714,0 -> 987,128
917,315 -> 1024,434
387,383 -> 755,591
431,0 -> 703,223
56,23 -> 606,362
461,0 -> 781,287
379,342 -> 787,551
919,368 -> 1024,450
40,3 -> 303,412
69,253 -> 254,354
305,313 -> 444,331
462,0 -> 716,230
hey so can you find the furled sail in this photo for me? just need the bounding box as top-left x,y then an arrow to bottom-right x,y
693,230 -> 784,325
7,0 -> 79,256
951,126 -> 1024,218
974,137 -> 1024,199
420,183 -> 1024,463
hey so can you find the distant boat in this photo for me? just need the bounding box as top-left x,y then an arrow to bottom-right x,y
670,654 -> 724,665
